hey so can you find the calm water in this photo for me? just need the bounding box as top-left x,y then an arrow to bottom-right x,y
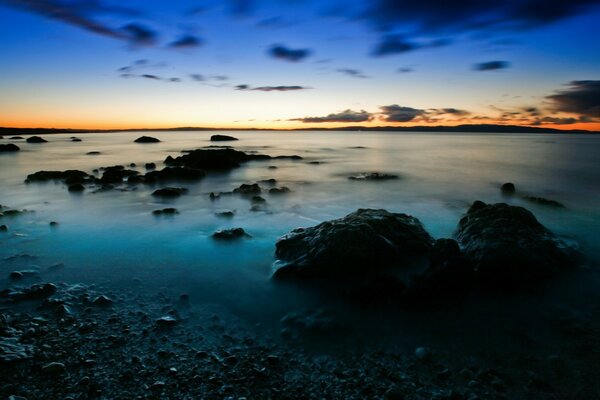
1,130 -> 600,322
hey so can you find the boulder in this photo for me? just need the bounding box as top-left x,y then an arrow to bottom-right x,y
68,183 -> 85,192
100,166 -> 139,184
26,170 -> 90,183
272,209 -> 434,282
233,183 -> 261,195
145,162 -> 156,170
0,144 -> 20,152
456,201 -> 581,289
134,136 -> 160,143
152,187 -> 188,198
152,208 -> 179,216
501,182 -> 516,195
26,136 -> 47,143
212,228 -> 251,240
9,136 -> 23,140
164,148 -> 300,171
210,134 -> 239,142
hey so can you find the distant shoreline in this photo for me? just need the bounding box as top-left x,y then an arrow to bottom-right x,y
1,124 -> 598,135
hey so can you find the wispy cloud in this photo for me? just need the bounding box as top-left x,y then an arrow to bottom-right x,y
337,68 -> 369,79
291,109 -> 373,123
473,61 -> 510,71
268,44 -> 312,62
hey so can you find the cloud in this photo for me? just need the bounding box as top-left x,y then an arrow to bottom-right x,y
397,67 -> 414,73
430,108 -> 471,116
372,35 -> 420,56
121,23 -> 157,46
473,61 -> 510,71
236,84 -> 309,92
190,74 -> 205,82
141,74 -> 160,80
380,105 -> 426,122
0,0 -> 140,41
534,116 -> 579,125
546,80 -> 600,118
268,44 -> 312,62
169,35 -> 203,49
291,109 -> 373,123
337,68 -> 369,78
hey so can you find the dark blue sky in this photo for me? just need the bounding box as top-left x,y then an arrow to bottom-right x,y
0,0 -> 599,129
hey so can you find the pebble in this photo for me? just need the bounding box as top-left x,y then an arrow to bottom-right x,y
42,362 -> 66,374
415,347 -> 433,363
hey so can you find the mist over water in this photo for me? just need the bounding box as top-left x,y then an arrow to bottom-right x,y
1,130 -> 600,345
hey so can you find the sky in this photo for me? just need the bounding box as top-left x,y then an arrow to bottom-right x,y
0,0 -> 599,131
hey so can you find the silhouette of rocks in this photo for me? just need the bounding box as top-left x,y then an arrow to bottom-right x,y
456,201 -> 581,290
501,182 -> 516,195
134,136 -> 160,143
211,134 -> 239,142
152,187 -> 188,198
26,170 -> 90,183
233,183 -> 261,195
164,149 -> 301,171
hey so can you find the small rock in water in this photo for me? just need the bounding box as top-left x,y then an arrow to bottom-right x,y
215,210 -> 235,218
152,187 -> 188,198
152,208 -> 179,216
233,183 -> 261,195
86,151 -> 101,155
155,316 -> 178,328
348,172 -> 398,181
134,136 -> 160,143
212,228 -> 251,240
251,195 -> 266,204
0,143 -> 20,152
210,134 -> 238,142
522,196 -> 565,208
92,295 -> 114,306
49,221 -> 59,227
0,225 -> 7,232
68,183 -> 85,192
269,187 -> 290,194
501,182 -> 516,195
26,136 -> 47,143
145,162 -> 156,170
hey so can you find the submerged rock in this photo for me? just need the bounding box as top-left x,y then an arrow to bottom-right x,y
348,172 -> 399,181
0,144 -> 20,152
145,162 -> 156,170
100,165 -> 139,184
152,208 -> 179,216
233,183 -> 261,195
522,196 -> 565,208
272,209 -> 434,282
212,228 -> 251,240
2,283 -> 57,302
134,136 -> 160,143
152,187 -> 188,198
86,151 -> 101,155
26,136 -> 47,143
210,134 -> 238,142
143,167 -> 205,182
269,187 -> 290,194
0,225 -> 7,232
456,201 -> 581,289
71,137 -> 82,142
9,136 -> 23,140
68,183 -> 85,192
215,211 -> 235,218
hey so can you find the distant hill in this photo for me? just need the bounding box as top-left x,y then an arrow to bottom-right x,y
0,124 -> 597,135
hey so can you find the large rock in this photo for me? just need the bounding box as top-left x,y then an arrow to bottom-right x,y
210,134 -> 238,142
272,209 -> 434,282
456,201 -> 581,289
26,136 -> 47,143
100,165 -> 139,184
26,170 -> 90,183
0,144 -> 20,152
165,148 -> 269,171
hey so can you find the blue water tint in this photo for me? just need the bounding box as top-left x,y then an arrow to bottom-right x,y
1,131 -> 600,317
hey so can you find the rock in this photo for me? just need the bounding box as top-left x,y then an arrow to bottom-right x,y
259,178 -> 277,185
0,225 -> 7,232
164,148 -> 289,171
210,134 -> 239,142
49,221 -> 59,227
9,271 -> 24,280
522,196 -> 565,208
269,187 -> 290,194
272,208 -> 434,282
348,172 -> 399,181
155,316 -> 177,328
501,182 -> 516,195
4,283 -> 57,301
456,201 -> 582,289
9,270 -> 39,280
100,165 -> 139,184
152,208 -> 179,216
42,362 -> 66,374
233,183 -> 261,195
134,136 -> 160,143
0,143 -> 20,152
415,347 -> 433,362
9,136 -> 23,139
212,228 -> 251,240
86,151 -> 101,155
68,183 -> 85,192
215,211 -> 235,218
152,187 -> 188,198
251,195 -> 266,204
71,137 -> 82,142
26,170 -> 90,183
145,162 -> 156,170
143,167 -> 205,182
26,136 -> 47,143
384,385 -> 405,400
47,262 -> 65,271
92,295 -> 113,306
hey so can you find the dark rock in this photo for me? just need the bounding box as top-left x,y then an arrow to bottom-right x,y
152,187 -> 188,198
269,187 -> 290,194
49,221 -> 59,227
0,144 -> 20,152
215,211 -> 235,218
348,172 -> 399,181
100,165 -> 139,184
145,162 -> 156,170
415,346 -> 433,362
134,136 -> 160,143
233,183 -> 261,195
71,137 -> 82,142
26,170 -> 90,183
143,167 -> 205,182
212,228 -> 251,240
272,208 -> 434,282
86,151 -> 101,155
522,196 -> 565,208
92,295 -> 113,306
258,178 -> 277,184
155,316 -> 177,328
10,136 -> 23,139
26,136 -> 47,143
152,208 -> 179,216
251,195 -> 266,204
456,201 -> 582,289
0,225 -> 7,232
164,148 -> 297,171
4,283 -> 57,302
68,183 -> 85,192
274,155 -> 303,160
9,271 -> 24,280
41,362 -> 66,374
501,182 -> 516,195
210,134 -> 239,142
